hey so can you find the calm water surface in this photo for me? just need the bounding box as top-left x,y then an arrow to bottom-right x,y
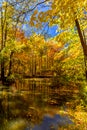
0,78 -> 75,130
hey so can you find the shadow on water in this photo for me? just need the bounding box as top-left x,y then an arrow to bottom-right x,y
0,78 -> 76,130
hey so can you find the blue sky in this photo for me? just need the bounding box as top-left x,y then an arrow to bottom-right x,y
22,24 -> 58,38
46,25 -> 58,37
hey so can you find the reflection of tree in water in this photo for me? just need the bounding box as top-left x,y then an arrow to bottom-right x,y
32,114 -> 73,130
0,79 -> 76,129
0,89 -> 46,128
0,97 -> 5,124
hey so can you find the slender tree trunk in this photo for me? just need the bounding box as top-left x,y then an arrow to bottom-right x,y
8,52 -> 14,76
40,56 -> 42,76
34,54 -> 37,76
1,62 -> 5,82
46,53 -> 48,69
1,9 -> 5,82
75,19 -> 87,79
38,57 -> 41,76
0,3 -> 7,83
1,46 -> 5,82
32,54 -> 34,76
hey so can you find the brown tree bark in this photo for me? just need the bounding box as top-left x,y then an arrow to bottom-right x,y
75,19 -> 87,79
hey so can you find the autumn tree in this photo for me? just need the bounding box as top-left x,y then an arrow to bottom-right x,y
0,2 -> 15,82
0,0 -> 49,83
30,0 -> 87,79
0,2 -> 29,83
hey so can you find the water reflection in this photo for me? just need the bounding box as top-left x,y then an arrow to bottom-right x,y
31,114 -> 73,130
0,78 -> 75,130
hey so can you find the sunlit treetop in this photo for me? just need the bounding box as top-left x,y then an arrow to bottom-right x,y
51,0 -> 87,28
30,0 -> 87,30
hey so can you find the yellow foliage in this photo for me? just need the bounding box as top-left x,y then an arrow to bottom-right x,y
33,10 -> 38,15
34,0 -> 87,31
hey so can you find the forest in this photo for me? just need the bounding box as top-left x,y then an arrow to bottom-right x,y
0,0 -> 87,130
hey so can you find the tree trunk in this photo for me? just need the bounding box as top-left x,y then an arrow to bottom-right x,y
8,52 -> 14,77
75,19 -> 87,79
1,61 -> 5,82
34,54 -> 37,76
0,3 -> 7,83
0,9 -> 5,82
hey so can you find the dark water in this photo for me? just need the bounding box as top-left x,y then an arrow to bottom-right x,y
0,78 -> 74,130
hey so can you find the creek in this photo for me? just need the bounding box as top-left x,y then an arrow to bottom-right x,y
0,78 -> 77,130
